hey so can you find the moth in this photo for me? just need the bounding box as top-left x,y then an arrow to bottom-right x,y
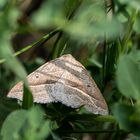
7,54 -> 108,115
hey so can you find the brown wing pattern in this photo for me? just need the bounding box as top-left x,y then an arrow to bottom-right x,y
7,54 -> 108,115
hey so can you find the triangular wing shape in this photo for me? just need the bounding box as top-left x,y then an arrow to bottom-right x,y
7,54 -> 108,115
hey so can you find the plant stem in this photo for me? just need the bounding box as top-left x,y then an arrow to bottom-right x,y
51,0 -> 83,59
56,129 -> 123,134
94,115 -> 116,123
122,10 -> 138,53
59,43 -> 67,57
52,31 -> 63,59
0,29 -> 59,64
102,37 -> 107,91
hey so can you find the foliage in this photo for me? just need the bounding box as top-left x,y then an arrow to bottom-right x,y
117,51 -> 140,100
0,0 -> 140,139
1,106 -> 50,140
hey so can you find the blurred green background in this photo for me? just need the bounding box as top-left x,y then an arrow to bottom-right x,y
0,0 -> 140,139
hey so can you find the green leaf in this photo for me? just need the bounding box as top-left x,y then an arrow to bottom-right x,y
119,0 -> 140,9
134,12 -> 140,34
32,0 -> 66,28
18,106 -> 50,140
32,0 -> 121,43
126,134 -> 140,140
112,103 -> 134,131
64,1 -> 121,42
116,51 -> 140,100
0,93 -> 20,130
0,41 -> 27,83
22,85 -> 33,109
0,0 -> 7,7
112,103 -> 140,136
1,110 -> 27,140
1,106 -> 51,140
0,5 -> 27,83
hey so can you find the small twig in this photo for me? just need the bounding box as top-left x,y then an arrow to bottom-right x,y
0,29 -> 59,64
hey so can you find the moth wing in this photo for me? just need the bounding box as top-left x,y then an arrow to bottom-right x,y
7,57 -> 65,103
47,55 -> 108,115
7,54 -> 108,115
